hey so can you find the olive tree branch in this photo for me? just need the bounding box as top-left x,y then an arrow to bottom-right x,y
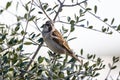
38,0 -> 52,21
25,40 -> 43,71
63,0 -> 88,7
116,71 -> 120,80
53,0 -> 65,22
56,20 -> 110,34
20,0 -> 34,54
58,0 -> 120,34
78,5 -> 120,34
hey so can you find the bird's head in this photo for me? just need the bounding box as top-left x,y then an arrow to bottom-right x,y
42,21 -> 54,33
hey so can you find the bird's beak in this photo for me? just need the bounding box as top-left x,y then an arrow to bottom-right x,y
41,24 -> 45,28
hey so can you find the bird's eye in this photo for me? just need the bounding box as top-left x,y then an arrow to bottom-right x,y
48,26 -> 52,32
46,23 -> 50,26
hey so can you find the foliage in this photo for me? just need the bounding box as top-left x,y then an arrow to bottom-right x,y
0,0 -> 120,80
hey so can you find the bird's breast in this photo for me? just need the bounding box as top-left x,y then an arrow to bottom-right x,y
43,34 -> 66,54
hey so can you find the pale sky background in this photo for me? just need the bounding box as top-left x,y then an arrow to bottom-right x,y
0,0 -> 120,80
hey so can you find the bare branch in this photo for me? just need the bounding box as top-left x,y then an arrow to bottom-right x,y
116,71 -> 120,80
25,40 -> 43,71
20,40 -> 44,77
36,0 -> 52,22
53,0 -> 65,22
33,20 -> 42,33
53,0 -> 86,22
20,0 -> 34,54
63,0 -> 88,7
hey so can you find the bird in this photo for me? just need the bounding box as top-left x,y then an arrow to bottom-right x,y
42,21 -> 81,63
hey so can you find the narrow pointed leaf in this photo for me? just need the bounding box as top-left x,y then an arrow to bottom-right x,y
94,5 -> 97,14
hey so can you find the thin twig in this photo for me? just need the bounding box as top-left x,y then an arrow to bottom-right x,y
20,0 -> 34,54
20,40 -> 43,77
105,63 -> 114,80
33,20 -> 42,32
37,0 -> 52,22
53,0 -> 65,22
0,47 -> 10,53
25,40 -> 43,71
63,0 -> 88,7
116,71 -> 120,80
56,20 -> 110,34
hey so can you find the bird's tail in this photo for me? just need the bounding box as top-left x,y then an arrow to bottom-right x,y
68,50 -> 81,63
70,53 -> 81,63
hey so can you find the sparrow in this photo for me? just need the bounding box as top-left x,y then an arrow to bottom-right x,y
42,21 -> 81,63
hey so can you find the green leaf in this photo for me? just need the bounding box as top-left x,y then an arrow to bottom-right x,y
84,62 -> 89,68
67,16 -> 71,22
29,16 -> 35,21
6,1 -> 12,9
103,18 -> 108,22
70,20 -> 75,32
108,31 -> 113,34
70,26 -> 75,32
24,13 -> 28,19
25,1 -> 31,11
117,24 -> 120,31
97,58 -> 101,65
68,57 -> 76,63
93,54 -> 96,59
2,34 -> 6,40
94,5 -> 97,14
59,72 -> 64,78
67,37 -> 77,41
111,18 -> 114,25
8,38 -> 16,45
30,8 -> 35,12
15,26 -> 20,31
85,8 -> 92,11
80,49 -> 83,55
38,56 -> 44,63
79,19 -> 85,22
18,44 -> 23,51
3,55 -> 8,63
111,66 -> 117,69
113,56 -> 119,63
24,42 -> 33,45
71,0 -> 74,3
38,11 -> 43,14
102,26 -> 106,32
0,9 -> 4,14
87,21 -> 89,26
21,30 -> 25,35
62,26 -> 68,33
45,58 -> 50,63
31,34 -> 35,39
43,3 -> 48,10
94,73 -> 100,77
88,26 -> 93,29
37,38 -> 43,43
87,54 -> 93,59
53,4 -> 58,9
37,69 -> 43,75
47,8 -> 52,11
72,76 -> 76,80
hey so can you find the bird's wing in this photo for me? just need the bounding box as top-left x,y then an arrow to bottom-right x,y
51,29 -> 72,53
52,29 -> 81,63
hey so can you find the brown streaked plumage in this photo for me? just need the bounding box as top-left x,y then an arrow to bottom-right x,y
42,21 -> 81,63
